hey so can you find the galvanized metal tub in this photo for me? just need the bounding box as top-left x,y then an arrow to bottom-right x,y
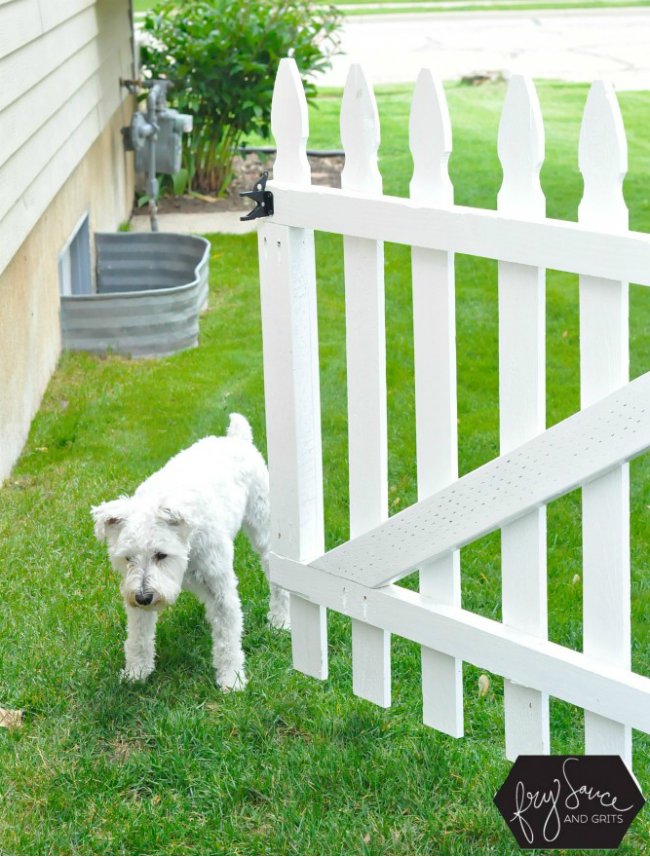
60,232 -> 210,358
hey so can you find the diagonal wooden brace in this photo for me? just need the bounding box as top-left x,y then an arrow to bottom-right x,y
297,371 -> 650,588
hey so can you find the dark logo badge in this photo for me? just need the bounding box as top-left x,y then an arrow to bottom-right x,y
494,755 -> 645,849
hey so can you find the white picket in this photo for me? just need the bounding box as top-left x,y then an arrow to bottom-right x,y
261,57 -> 327,679
341,64 -> 391,708
497,75 -> 549,759
578,81 -> 631,766
409,69 -> 462,738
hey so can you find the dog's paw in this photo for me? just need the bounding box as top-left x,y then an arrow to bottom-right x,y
120,664 -> 153,683
217,669 -> 247,692
268,610 -> 291,631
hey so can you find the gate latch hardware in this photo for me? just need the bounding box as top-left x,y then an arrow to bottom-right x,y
240,172 -> 274,221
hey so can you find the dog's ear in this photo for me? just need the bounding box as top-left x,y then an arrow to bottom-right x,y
157,505 -> 184,527
91,497 -> 131,541
157,504 -> 190,539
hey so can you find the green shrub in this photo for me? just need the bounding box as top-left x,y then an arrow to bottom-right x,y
141,0 -> 342,195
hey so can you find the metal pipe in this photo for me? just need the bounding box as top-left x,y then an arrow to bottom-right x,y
147,84 -> 161,232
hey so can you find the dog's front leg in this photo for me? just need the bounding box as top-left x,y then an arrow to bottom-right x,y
121,605 -> 157,682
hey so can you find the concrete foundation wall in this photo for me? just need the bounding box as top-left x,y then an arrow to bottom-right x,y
0,103 -> 134,483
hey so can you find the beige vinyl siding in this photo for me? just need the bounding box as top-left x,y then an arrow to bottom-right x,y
0,0 -> 134,275
0,0 -> 135,483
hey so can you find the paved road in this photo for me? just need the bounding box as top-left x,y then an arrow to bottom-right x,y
322,8 -> 650,90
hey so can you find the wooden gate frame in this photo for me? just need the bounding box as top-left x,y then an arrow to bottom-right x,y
256,59 -> 650,769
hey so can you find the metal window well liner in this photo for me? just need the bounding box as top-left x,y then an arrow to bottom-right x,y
61,232 -> 210,358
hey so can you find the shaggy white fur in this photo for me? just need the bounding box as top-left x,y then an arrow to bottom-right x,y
91,413 -> 288,691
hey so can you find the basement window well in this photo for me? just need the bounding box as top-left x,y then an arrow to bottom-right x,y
58,213 -> 92,296
59,231 -> 210,359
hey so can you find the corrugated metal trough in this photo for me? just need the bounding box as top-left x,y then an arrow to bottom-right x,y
61,232 -> 210,358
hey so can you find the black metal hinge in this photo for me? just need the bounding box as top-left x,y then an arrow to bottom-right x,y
240,171 -> 274,221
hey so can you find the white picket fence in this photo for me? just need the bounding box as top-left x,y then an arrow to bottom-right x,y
256,58 -> 650,769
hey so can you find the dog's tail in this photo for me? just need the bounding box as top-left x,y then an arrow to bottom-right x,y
227,413 -> 253,444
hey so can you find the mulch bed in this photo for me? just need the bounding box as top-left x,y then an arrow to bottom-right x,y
134,151 -> 344,215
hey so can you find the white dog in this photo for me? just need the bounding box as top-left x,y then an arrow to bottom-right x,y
91,414 -> 288,691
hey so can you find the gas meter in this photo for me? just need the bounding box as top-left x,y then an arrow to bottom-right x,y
121,79 -> 193,231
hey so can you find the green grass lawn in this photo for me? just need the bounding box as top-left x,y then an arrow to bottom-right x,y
1,80 -> 649,855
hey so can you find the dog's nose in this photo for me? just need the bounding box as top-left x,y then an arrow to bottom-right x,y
135,591 -> 153,606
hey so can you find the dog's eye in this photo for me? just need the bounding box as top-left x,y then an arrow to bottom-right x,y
154,552 -> 168,563
125,556 -> 133,563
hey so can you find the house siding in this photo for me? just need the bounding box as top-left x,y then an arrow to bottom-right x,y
0,0 -> 135,482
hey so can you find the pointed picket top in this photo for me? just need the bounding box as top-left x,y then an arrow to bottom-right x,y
340,64 -> 382,194
271,57 -> 311,186
497,75 -> 545,218
409,68 -> 453,206
578,80 -> 628,230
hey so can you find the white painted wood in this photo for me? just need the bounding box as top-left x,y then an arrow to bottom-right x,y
341,64 -> 391,708
257,63 -> 648,771
261,57 -> 327,679
497,75 -> 549,759
289,593 -> 328,680
410,71 -> 453,206
351,620 -> 391,703
578,82 -> 628,233
578,81 -> 631,767
497,76 -> 545,221
272,555 -> 650,735
268,182 -> 650,286
258,220 -> 328,679
409,69 -> 462,737
307,371 -> 650,587
271,57 -> 311,185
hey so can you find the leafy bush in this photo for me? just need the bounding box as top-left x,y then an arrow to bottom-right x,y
141,0 -> 342,195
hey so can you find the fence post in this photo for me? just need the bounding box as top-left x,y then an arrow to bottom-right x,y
259,58 -> 327,679
497,75 -> 550,758
578,81 -> 631,766
341,65 -> 391,707
409,69 -> 463,737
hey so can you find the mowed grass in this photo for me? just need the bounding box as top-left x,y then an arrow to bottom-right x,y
1,81 -> 649,855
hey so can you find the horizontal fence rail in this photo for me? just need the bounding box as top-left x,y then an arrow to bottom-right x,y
271,556 -> 650,735
268,183 -> 650,287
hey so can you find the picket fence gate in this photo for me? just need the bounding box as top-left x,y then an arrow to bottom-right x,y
256,58 -> 650,770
